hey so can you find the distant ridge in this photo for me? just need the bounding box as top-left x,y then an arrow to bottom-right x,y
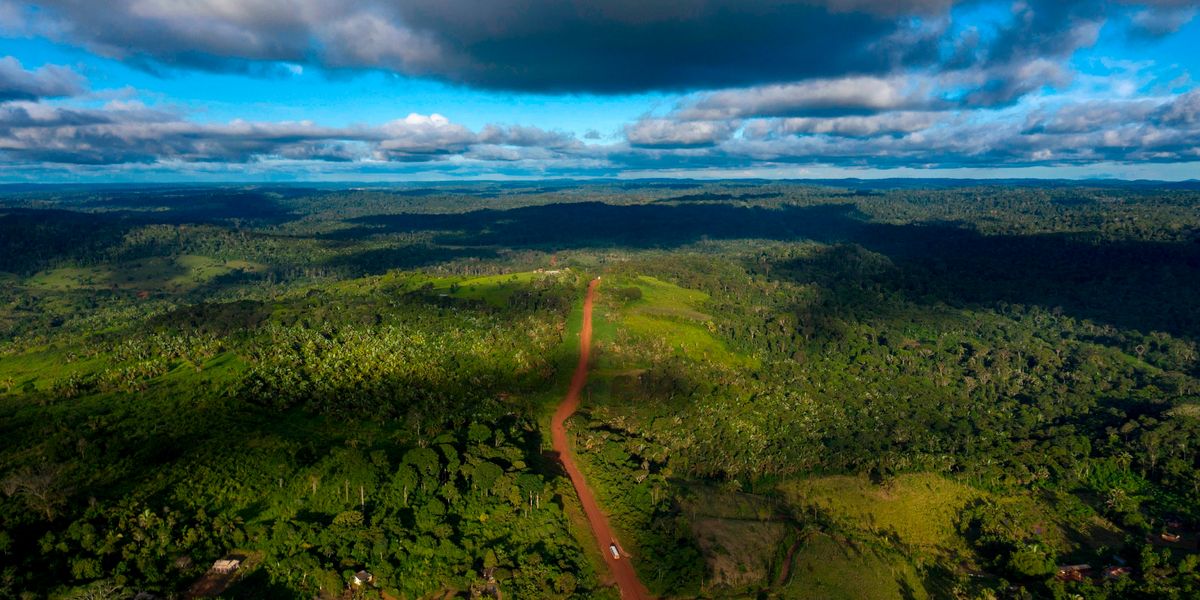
2,178 -> 1200,193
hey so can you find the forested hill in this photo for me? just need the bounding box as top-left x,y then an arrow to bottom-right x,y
1,181 -> 1198,599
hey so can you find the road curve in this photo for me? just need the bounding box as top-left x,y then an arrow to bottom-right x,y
552,278 -> 652,600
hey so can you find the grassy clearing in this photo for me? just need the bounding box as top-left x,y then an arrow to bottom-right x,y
418,270 -> 570,306
781,533 -> 928,600
0,346 -> 104,391
780,473 -> 1126,570
25,255 -> 265,293
607,274 -> 754,368
781,473 -> 984,552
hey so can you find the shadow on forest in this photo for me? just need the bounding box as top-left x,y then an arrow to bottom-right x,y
224,567 -> 301,599
0,188 -> 302,273
325,245 -> 501,275
81,187 -> 306,223
335,201 -> 1200,338
4,195 -> 1198,338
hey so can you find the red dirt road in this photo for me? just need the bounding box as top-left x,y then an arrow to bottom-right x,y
552,278 -> 652,600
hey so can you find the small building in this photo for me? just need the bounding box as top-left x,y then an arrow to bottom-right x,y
1104,566 -> 1132,579
353,570 -> 373,586
1055,564 -> 1092,582
212,559 -> 240,574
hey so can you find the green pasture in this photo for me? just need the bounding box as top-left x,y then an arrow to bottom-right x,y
24,255 -> 264,293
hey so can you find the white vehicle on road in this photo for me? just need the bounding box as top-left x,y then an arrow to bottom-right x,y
609,543 -> 621,559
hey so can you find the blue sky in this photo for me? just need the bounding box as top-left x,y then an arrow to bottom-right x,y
0,0 -> 1197,182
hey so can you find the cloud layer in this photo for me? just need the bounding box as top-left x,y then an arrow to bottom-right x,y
0,56 -> 84,101
3,86 -> 1196,174
0,100 -> 587,167
0,1 -> 1197,179
8,0 -> 1184,93
7,0 -> 958,92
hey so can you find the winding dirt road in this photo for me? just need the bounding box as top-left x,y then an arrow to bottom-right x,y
552,278 -> 652,600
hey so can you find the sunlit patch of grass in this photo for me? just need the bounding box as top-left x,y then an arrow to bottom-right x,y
781,473 -> 984,552
0,346 -> 104,392
781,473 -> 1124,561
1169,403 -> 1200,419
609,274 -> 755,368
397,270 -> 572,307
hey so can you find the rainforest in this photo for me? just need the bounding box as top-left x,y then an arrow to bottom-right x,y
1,180 -> 1198,599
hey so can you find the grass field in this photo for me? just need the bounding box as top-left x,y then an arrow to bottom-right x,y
781,533 -> 928,600
25,255 -> 265,293
780,473 -> 1126,571
0,346 -> 99,391
417,269 -> 571,306
607,274 -> 754,368
781,474 -> 984,553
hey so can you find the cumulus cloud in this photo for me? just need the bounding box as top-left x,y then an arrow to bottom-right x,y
680,89 -> 1200,169
625,118 -> 738,148
675,76 -> 942,120
374,114 -> 475,161
744,112 -> 943,138
0,102 -> 585,166
1154,89 -> 1200,126
0,56 -> 84,101
1022,99 -> 1158,134
957,58 -> 1074,108
5,85 -> 1200,174
477,124 -> 578,149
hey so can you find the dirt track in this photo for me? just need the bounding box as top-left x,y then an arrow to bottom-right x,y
552,278 -> 651,600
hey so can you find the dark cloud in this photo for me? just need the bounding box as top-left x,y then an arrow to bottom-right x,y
0,56 -> 84,101
2,1 -> 950,93
9,0 -> 1192,97
981,0 -> 1105,67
